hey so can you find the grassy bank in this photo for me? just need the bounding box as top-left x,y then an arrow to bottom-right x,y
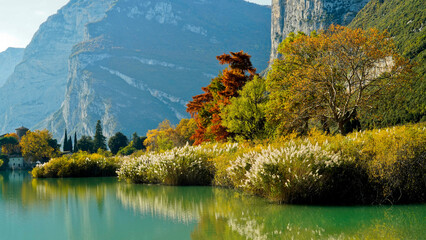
32,152 -> 121,178
118,123 -> 425,204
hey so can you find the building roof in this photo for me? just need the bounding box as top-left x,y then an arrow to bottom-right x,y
15,126 -> 29,131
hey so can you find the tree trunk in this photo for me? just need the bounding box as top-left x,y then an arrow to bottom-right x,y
338,121 -> 346,136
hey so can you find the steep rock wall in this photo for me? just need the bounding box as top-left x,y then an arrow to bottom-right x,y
39,0 -> 271,138
270,0 -> 369,62
0,0 -> 115,133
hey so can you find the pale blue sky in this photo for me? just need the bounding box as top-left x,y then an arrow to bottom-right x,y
0,0 -> 271,52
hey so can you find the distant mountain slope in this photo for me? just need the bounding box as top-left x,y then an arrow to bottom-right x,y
349,0 -> 426,124
349,0 -> 425,75
39,0 -> 271,138
0,48 -> 24,87
0,0 -> 115,134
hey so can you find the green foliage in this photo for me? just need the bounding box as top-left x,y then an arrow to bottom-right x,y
221,76 -> 269,140
77,135 -> 94,153
31,151 -> 121,178
93,120 -> 107,151
73,132 -> 78,152
0,154 -> 9,170
62,130 -> 73,152
117,145 -> 137,156
131,132 -> 146,150
108,132 -> 129,155
349,0 -> 426,126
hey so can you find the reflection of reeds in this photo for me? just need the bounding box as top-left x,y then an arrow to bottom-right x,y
116,184 -> 212,223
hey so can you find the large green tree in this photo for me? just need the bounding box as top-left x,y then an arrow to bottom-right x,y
93,120 -> 107,151
221,76 -> 268,140
77,136 -> 94,153
108,132 -> 129,155
131,132 -> 146,150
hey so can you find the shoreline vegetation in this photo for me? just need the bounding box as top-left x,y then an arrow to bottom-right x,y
32,123 -> 426,205
10,25 -> 425,205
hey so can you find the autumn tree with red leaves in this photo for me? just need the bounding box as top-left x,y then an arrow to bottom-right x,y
187,51 -> 256,144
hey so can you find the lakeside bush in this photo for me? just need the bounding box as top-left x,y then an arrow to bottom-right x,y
118,123 -> 425,204
117,143 -> 239,185
31,151 -> 121,178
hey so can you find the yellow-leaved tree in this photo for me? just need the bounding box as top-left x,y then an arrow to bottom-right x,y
266,25 -> 412,135
20,130 -> 60,162
144,119 -> 197,152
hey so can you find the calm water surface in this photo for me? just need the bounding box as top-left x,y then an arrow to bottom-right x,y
0,171 -> 424,240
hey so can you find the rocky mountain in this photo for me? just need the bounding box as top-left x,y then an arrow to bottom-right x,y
38,0 -> 271,138
0,0 -> 116,134
0,48 -> 24,87
269,0 -> 369,62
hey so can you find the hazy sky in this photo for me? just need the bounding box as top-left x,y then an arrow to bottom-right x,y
0,0 -> 271,52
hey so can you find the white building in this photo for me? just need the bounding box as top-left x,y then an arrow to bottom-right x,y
8,155 -> 25,169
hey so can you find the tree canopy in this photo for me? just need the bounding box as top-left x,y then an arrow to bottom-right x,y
0,133 -> 20,155
187,51 -> 256,144
108,132 -> 128,155
93,120 -> 107,151
266,25 -> 412,135
77,136 -> 95,153
221,76 -> 268,140
20,130 -> 60,162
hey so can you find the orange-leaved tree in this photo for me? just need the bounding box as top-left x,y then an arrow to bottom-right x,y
1,133 -> 20,154
266,25 -> 412,135
187,51 -> 256,144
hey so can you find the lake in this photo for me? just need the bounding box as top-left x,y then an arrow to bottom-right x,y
0,171 -> 424,240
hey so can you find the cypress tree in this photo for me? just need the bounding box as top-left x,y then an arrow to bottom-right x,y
93,120 -> 107,151
63,129 -> 68,152
74,132 -> 78,152
68,136 -> 73,153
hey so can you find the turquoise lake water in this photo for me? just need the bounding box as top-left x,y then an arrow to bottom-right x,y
0,171 -> 425,240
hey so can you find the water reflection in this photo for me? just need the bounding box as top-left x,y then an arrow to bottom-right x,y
1,171 -> 425,240
116,184 -> 426,240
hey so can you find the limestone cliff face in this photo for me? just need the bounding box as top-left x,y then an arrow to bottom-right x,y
0,47 -> 24,87
0,0 -> 115,133
270,0 -> 369,62
39,0 -> 271,138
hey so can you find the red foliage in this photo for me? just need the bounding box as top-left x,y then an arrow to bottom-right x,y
187,51 -> 256,144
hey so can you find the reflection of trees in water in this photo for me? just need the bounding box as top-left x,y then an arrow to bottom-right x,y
116,184 -> 425,240
2,172 -> 424,240
117,184 -> 214,223
0,171 -> 43,208
26,177 -> 117,240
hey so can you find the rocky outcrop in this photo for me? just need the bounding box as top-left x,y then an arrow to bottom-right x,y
39,0 -> 271,138
0,48 -> 24,87
270,0 -> 369,62
0,0 -> 115,133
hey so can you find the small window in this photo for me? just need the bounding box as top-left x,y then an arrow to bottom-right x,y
18,164 -> 21,167
13,163 -> 15,166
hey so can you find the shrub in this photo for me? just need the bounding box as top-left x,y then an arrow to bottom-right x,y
115,123 -> 426,204
31,151 -> 121,178
118,143 -> 240,186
